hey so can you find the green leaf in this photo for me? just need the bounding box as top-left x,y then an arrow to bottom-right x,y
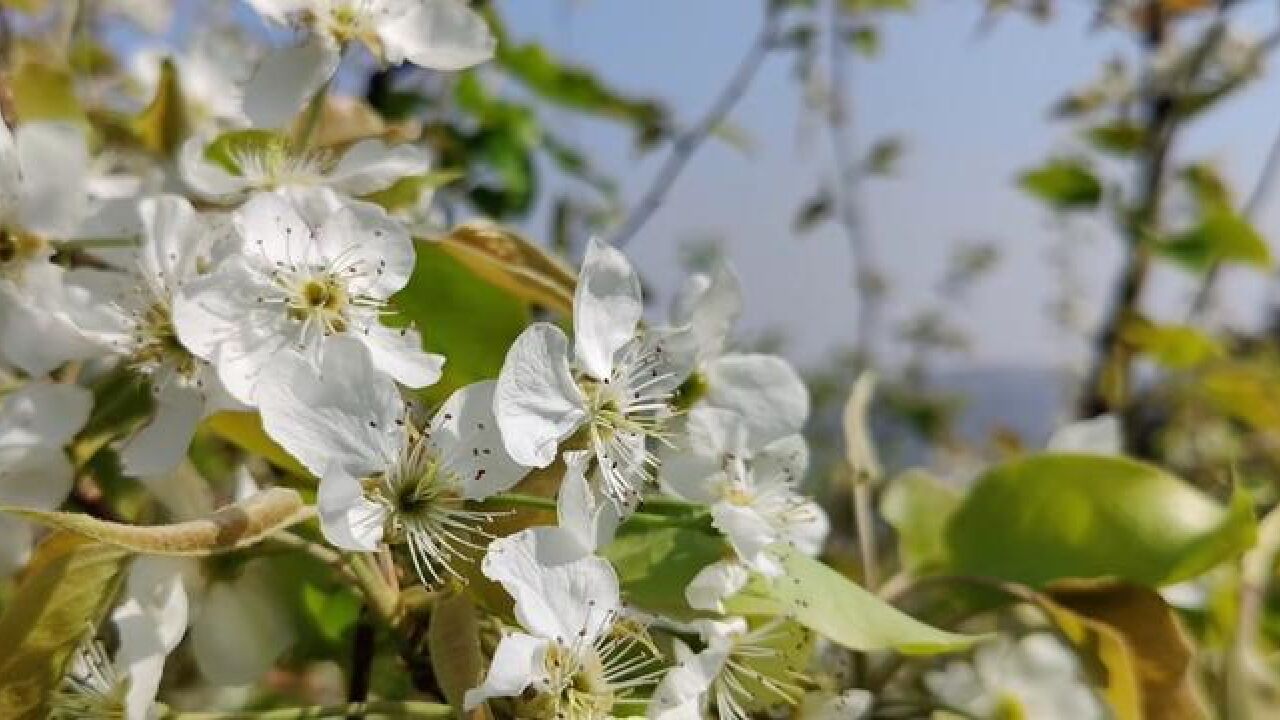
1085,122 -> 1146,156
392,241 -> 531,400
0,533 -> 129,719
1018,158 -> 1102,211
946,454 -> 1257,587
880,469 -> 960,572
132,58 -> 188,155
10,60 -> 85,126
361,170 -> 464,212
725,544 -> 983,654
1118,315 -> 1222,369
1156,209 -> 1272,272
602,526 -> 728,618
204,411 -> 311,478
3,488 -> 310,556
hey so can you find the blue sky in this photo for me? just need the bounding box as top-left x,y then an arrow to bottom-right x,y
498,0 -> 1280,370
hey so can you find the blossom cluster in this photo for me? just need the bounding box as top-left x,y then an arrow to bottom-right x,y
0,2 -> 1110,719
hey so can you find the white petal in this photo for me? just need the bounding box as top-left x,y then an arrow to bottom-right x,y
753,433 -> 809,485
463,631 -> 546,710
649,640 -> 727,720
245,0 -> 307,23
429,380 -> 529,498
480,527 -> 620,643
494,323 -> 588,467
233,192 -> 317,267
120,383 -> 203,478
0,266 -> 97,375
555,451 -> 621,554
178,135 -> 249,202
0,119 -> 20,219
258,337 -> 404,478
137,195 -> 200,294
783,498 -> 830,557
357,321 -> 445,389
243,40 -> 340,130
685,560 -> 750,613
672,262 -> 742,362
377,0 -> 496,71
0,380 -> 92,447
712,503 -> 780,575
318,468 -> 388,551
702,353 -> 809,447
327,138 -> 432,196
1046,414 -> 1122,455
659,406 -> 746,505
316,201 -> 415,298
190,560 -> 294,685
15,122 -> 89,238
122,652 -> 166,720
115,556 -> 191,659
573,238 -> 642,380
0,514 -> 32,574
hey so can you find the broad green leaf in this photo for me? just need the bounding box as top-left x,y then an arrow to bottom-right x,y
204,411 -> 310,478
1157,209 -> 1272,272
429,591 -> 487,716
3,488 -> 310,556
1047,580 -> 1207,720
362,170 -> 464,212
0,533 -> 129,719
132,58 -> 187,155
433,222 -> 575,316
880,469 -> 960,572
602,526 -> 728,618
946,454 -> 1256,587
1018,158 -> 1102,211
393,241 -> 531,400
1118,315 -> 1222,369
725,544 -> 982,655
10,60 -> 85,126
1181,164 -> 1233,211
1199,361 -> 1280,430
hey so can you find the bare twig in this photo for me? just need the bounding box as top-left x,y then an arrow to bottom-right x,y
610,7 -> 780,248
826,0 -> 883,363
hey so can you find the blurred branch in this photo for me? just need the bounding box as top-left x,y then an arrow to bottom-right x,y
827,0 -> 883,364
610,5 -> 780,247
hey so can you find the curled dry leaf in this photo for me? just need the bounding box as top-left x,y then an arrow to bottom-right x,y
435,221 -> 577,315
1,487 -> 312,556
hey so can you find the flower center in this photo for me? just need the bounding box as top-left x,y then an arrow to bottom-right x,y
132,302 -> 200,381
231,139 -> 329,190
993,694 -> 1029,720
0,228 -> 48,279
50,642 -> 130,720
286,274 -> 350,335
523,643 -> 615,720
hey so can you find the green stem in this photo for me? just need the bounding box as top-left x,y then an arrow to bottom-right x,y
347,552 -> 399,623
55,236 -> 140,251
484,492 -> 712,530
160,701 -> 453,719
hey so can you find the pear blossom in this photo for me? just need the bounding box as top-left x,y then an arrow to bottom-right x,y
495,238 -> 693,508
924,634 -> 1104,720
464,527 -> 662,717
51,639 -> 141,720
0,381 -> 92,574
174,190 -> 443,405
66,195 -> 238,477
664,406 -> 826,579
180,131 -> 431,205
257,337 -> 527,582
650,618 -> 813,720
671,262 -> 808,447
0,121 -> 141,375
247,0 -> 495,73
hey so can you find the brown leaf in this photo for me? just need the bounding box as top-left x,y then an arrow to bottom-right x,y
436,222 -> 577,315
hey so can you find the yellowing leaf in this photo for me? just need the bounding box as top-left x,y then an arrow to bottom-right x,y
204,411 -> 310,478
1119,315 -> 1223,369
0,533 -> 129,719
10,60 -> 84,126
429,591 -> 489,717
362,170 -> 463,212
435,222 -> 576,315
725,544 -> 983,655
3,488 -> 311,556
132,58 -> 188,155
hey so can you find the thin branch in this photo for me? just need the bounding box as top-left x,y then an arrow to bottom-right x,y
346,607 -> 376,720
610,7 -> 780,248
826,0 -> 883,364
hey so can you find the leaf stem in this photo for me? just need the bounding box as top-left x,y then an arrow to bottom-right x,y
159,701 -> 454,719
55,236 -> 140,251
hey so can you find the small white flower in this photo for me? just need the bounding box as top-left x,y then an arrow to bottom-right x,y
180,132 -> 431,205
1045,413 -> 1122,455
67,195 -> 237,477
495,238 -> 692,508
248,0 -> 495,72
671,262 -> 809,448
924,634 -> 1104,720
664,406 -> 826,578
258,337 -> 527,583
649,618 -> 811,720
174,190 -> 443,405
0,381 -> 92,574
0,121 -> 139,375
465,528 -> 661,717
